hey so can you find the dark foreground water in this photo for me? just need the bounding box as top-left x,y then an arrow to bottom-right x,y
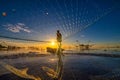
0,55 -> 120,80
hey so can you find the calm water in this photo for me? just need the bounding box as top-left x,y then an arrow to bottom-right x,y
0,55 -> 120,80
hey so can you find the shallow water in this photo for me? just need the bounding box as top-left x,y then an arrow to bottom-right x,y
0,55 -> 120,80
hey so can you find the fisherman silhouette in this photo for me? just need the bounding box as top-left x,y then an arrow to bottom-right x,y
56,30 -> 62,43
56,30 -> 62,55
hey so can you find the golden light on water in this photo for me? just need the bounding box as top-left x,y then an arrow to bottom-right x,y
49,58 -> 57,62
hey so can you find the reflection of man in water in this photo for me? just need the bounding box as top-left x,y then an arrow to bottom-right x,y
56,30 -> 62,43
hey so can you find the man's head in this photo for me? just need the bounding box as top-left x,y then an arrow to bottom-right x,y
57,30 -> 60,33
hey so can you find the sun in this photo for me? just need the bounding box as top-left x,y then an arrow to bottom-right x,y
51,41 -> 55,46
49,40 -> 57,48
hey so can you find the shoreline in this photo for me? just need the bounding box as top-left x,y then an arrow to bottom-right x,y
65,53 -> 120,58
0,52 -> 50,59
0,52 -> 120,59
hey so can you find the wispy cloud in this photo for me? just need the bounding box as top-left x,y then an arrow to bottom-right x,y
80,35 -> 85,38
3,23 -> 31,33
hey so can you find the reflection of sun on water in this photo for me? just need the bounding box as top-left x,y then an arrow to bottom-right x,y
49,58 -> 57,62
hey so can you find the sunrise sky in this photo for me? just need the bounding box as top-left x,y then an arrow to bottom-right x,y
0,0 -> 120,48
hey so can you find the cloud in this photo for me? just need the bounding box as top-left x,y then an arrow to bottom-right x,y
80,35 -> 85,38
3,23 -> 31,33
